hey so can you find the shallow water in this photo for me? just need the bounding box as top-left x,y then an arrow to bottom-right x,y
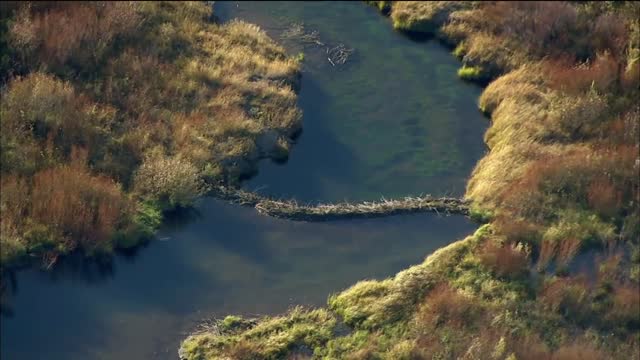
1,2 -> 485,359
231,1 -> 488,202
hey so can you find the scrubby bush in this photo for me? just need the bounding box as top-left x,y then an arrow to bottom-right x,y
538,210 -> 616,269
9,2 -> 141,71
0,73 -> 116,174
133,154 -> 203,209
415,283 -> 481,329
550,342 -> 608,360
30,158 -> 131,254
479,240 -> 530,279
540,276 -> 591,321
605,284 -> 640,328
0,1 -> 303,265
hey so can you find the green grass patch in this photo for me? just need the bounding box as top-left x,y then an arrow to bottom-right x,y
457,65 -> 484,81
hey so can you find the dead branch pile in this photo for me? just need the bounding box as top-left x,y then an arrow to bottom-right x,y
327,44 -> 354,66
280,22 -> 355,67
211,186 -> 469,221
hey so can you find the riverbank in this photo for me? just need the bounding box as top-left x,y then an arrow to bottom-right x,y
0,1 -> 302,268
181,2 -> 640,358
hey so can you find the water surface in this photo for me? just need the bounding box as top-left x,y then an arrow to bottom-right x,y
230,1 -> 487,202
1,2 -> 485,359
2,201 -> 476,360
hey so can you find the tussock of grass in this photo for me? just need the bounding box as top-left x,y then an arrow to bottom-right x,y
179,307 -> 336,360
390,1 -> 470,34
457,65 -> 484,81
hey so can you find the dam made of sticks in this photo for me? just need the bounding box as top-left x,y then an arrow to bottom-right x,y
212,186 -> 470,221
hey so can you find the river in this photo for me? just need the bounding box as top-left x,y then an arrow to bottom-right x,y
0,2 -> 486,359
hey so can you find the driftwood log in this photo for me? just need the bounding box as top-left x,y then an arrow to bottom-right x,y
211,186 -> 469,221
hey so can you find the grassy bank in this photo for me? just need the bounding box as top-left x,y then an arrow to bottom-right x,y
0,1 -> 302,267
181,1 -> 640,359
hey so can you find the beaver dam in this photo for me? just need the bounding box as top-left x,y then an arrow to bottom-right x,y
1,3 -> 487,360
211,186 -> 470,221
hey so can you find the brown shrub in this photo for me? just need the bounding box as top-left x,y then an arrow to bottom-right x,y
600,145 -> 640,208
132,154 -> 203,208
587,177 -> 621,218
540,276 -> 590,320
591,13 -> 628,60
604,110 -> 640,146
226,340 -> 263,360
622,60 -> 640,90
0,175 -> 30,263
597,252 -> 624,284
494,215 -> 541,245
536,237 -> 557,272
545,53 -> 620,94
30,152 -> 130,252
502,144 -> 637,220
103,51 -> 172,116
479,1 -> 628,63
1,72 -> 117,170
0,175 -> 29,225
509,334 -> 552,360
605,284 -> 640,327
551,342 -> 607,360
10,2 -> 140,68
498,150 -> 587,219
479,240 -> 530,278
497,160 -> 547,219
554,237 -> 583,269
415,283 -> 480,329
481,2 -> 581,57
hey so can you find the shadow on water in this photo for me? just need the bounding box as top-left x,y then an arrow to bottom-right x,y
159,206 -> 204,230
244,74 -> 361,202
398,30 -> 438,43
0,271 -> 17,317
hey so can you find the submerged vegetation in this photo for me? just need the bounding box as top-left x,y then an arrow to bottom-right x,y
182,1 -> 640,359
0,1 -> 302,267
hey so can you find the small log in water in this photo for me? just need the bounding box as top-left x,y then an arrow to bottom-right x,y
211,186 -> 469,221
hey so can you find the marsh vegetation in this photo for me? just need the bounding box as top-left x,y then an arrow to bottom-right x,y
182,1 -> 640,359
0,1 -> 302,267
1,1 -> 638,359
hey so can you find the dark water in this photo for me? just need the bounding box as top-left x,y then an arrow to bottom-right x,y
232,1 -> 487,202
1,201 -> 476,360
1,2 -> 485,360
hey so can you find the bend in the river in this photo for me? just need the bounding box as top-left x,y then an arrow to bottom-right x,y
1,2 -> 487,360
